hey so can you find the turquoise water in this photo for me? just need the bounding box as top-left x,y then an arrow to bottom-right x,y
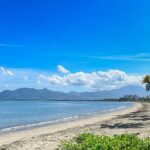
0,101 -> 133,131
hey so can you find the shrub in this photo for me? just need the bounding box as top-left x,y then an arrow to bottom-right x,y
58,133 -> 150,150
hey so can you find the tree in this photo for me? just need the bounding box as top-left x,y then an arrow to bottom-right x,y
142,75 -> 150,91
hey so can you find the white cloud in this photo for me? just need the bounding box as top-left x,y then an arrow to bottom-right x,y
37,80 -> 42,84
56,53 -> 150,62
23,75 -> 28,81
93,53 -> 150,62
0,67 -> 15,76
57,65 -> 70,74
38,70 -> 142,90
3,84 -> 9,88
0,66 -> 143,91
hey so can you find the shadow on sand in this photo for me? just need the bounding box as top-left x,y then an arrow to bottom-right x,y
101,123 -> 143,129
100,103 -> 149,129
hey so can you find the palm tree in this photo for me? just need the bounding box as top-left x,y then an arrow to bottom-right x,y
142,75 -> 150,91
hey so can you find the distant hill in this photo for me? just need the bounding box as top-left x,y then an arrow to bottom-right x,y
0,85 -> 148,100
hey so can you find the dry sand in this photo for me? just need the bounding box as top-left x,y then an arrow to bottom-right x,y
0,102 -> 150,150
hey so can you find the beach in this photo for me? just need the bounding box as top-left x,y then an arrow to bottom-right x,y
0,102 -> 149,150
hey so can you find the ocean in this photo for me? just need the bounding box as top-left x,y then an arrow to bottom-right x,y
0,100 -> 133,132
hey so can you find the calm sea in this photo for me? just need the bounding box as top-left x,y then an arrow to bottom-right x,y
0,100 -> 133,132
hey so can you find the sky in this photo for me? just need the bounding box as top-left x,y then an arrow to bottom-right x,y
0,0 -> 150,92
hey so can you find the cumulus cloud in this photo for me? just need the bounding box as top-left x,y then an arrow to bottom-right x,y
0,66 -> 15,76
38,70 -> 142,90
57,65 -> 70,74
0,66 -> 143,91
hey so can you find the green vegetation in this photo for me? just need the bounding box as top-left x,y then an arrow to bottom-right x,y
58,133 -> 150,150
142,75 -> 150,91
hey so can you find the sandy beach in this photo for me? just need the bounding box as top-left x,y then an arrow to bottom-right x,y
0,102 -> 150,150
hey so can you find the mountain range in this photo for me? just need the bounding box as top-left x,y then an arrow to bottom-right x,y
0,85 -> 148,100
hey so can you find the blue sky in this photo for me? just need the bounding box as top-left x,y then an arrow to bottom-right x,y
0,0 -> 149,91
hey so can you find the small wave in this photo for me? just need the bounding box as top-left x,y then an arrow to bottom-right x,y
0,105 -> 128,133
0,115 -> 80,133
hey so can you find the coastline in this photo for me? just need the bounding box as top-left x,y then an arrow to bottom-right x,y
0,102 -> 142,149
0,102 -> 132,134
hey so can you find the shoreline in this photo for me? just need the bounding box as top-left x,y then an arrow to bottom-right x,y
0,102 -> 132,135
0,102 -> 142,148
